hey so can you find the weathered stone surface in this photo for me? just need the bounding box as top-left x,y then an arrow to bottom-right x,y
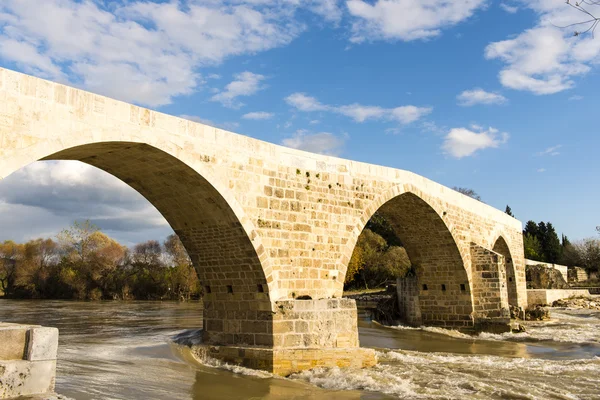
0,360 -> 56,398
190,343 -> 377,377
526,264 -> 569,289
28,327 -> 59,361
0,324 -> 29,360
527,289 -> 591,306
0,68 -> 528,359
0,324 -> 58,399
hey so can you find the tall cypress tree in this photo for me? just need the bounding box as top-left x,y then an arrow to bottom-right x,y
544,223 -> 562,263
505,205 -> 514,217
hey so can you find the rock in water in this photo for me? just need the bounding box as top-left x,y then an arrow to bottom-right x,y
525,306 -> 550,321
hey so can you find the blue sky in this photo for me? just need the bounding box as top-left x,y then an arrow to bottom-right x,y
0,0 -> 599,245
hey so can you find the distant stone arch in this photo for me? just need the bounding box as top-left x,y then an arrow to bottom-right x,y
492,235 -> 518,307
341,184 -> 474,328
4,141 -> 274,346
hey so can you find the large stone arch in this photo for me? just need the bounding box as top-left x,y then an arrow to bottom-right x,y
341,184 -> 474,328
3,140 -> 275,346
492,235 -> 518,307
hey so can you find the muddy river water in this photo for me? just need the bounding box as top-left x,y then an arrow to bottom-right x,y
1,300 -> 598,399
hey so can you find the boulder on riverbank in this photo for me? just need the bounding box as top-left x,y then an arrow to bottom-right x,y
552,296 -> 600,310
526,264 -> 569,289
524,306 -> 550,321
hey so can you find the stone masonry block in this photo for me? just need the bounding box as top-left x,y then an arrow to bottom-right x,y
27,327 -> 59,361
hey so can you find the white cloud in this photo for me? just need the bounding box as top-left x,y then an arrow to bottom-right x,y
568,95 -> 583,101
346,0 -> 486,42
0,0 -> 313,106
500,3 -> 519,14
486,0 -> 600,95
242,111 -> 274,120
285,92 -> 431,124
537,168 -> 546,173
281,131 -> 346,155
442,126 -> 509,158
285,93 -> 328,111
210,71 -> 266,108
457,88 -> 507,106
537,144 -> 561,156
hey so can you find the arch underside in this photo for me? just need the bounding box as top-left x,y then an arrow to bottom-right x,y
492,237 -> 518,307
371,192 -> 474,327
44,142 -> 271,346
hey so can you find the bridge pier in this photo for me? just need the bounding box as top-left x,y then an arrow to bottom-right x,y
196,298 -> 377,376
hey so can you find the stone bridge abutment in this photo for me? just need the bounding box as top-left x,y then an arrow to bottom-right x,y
0,68 -> 526,375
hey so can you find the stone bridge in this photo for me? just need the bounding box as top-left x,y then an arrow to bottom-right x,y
0,68 -> 526,375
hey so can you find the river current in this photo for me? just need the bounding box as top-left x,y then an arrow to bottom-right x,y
1,300 -> 599,399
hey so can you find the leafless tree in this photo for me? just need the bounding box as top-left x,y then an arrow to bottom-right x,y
561,1 -> 600,37
452,187 -> 482,201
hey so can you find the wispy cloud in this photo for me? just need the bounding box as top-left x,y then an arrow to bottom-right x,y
537,168 -> 546,173
442,126 -> 509,158
537,144 -> 562,156
457,88 -> 507,106
568,95 -> 584,101
242,111 -> 274,120
285,93 -> 431,124
499,3 -> 519,14
211,72 -> 266,108
281,130 -> 347,156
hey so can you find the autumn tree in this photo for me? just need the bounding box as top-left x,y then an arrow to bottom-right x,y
345,229 -> 411,289
164,234 -> 198,301
0,240 -> 24,295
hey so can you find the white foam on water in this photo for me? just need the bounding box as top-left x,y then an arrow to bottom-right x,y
290,366 -> 420,398
476,309 -> 600,345
388,324 -> 475,340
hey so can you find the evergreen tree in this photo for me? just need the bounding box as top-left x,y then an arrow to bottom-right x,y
523,220 -> 539,238
523,234 -> 543,261
543,223 -> 562,263
505,205 -> 514,217
561,234 -> 571,248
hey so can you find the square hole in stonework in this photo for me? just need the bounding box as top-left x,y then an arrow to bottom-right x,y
422,284 -> 428,291
460,284 -> 466,291
441,284 -> 446,291
227,285 -> 233,294
257,284 -> 264,293
204,285 -> 211,294
509,277 -> 513,282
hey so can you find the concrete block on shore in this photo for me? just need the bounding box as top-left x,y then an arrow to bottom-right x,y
28,327 -> 59,361
0,323 -> 58,399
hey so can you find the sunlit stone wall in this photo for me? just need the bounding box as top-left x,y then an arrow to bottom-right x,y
0,67 -> 526,340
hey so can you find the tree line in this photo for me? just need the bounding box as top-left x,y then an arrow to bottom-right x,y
0,221 -> 200,300
518,215 -> 599,275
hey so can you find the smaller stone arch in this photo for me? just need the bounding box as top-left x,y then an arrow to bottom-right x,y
341,183 -> 474,328
492,235 -> 518,307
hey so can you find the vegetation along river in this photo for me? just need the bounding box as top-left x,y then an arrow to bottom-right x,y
1,300 -> 599,399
